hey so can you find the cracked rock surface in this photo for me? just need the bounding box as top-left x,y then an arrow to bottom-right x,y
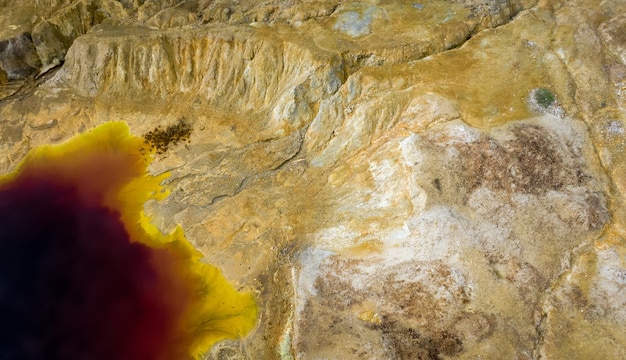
1,0 -> 625,359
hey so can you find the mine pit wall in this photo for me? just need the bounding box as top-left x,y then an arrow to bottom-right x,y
57,23 -> 346,138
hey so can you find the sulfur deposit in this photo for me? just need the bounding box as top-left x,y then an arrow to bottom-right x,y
1,0 -> 625,359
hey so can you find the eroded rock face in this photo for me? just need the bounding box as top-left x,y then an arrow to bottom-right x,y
292,116 -> 609,358
1,0 -> 625,359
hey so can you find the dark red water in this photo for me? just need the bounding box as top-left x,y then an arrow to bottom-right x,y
0,175 -> 181,360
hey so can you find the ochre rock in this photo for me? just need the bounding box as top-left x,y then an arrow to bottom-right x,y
1,0 -> 625,359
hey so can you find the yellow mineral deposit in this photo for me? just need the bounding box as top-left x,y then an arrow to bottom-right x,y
0,121 -> 257,360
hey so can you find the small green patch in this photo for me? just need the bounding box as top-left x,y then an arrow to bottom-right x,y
533,88 -> 556,109
143,118 -> 192,154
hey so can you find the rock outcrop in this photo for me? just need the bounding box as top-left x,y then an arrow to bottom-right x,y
1,0 -> 625,359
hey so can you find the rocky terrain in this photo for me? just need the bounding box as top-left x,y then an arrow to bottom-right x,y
1,0 -> 625,359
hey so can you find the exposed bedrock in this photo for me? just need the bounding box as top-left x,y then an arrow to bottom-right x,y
0,0 -> 625,359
